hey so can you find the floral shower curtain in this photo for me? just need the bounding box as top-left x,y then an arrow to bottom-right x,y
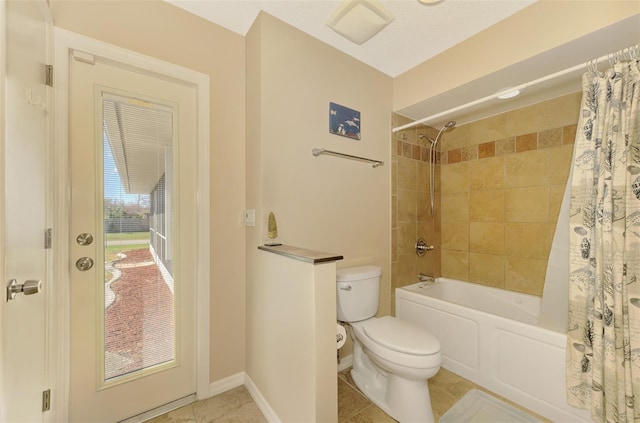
567,53 -> 640,422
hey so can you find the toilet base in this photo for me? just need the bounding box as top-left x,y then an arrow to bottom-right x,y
351,341 -> 435,423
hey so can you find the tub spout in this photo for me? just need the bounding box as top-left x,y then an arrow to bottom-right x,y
418,273 -> 435,284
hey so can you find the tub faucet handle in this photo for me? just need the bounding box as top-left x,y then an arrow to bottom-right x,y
416,238 -> 434,257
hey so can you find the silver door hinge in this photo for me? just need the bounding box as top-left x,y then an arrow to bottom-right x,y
44,228 -> 52,249
45,65 -> 53,87
42,389 -> 51,412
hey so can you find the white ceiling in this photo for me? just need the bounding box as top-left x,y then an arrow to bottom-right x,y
398,14 -> 640,127
165,1 -> 639,127
165,0 -> 536,77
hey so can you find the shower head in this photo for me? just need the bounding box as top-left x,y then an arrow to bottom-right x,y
418,121 -> 457,145
421,121 -> 457,146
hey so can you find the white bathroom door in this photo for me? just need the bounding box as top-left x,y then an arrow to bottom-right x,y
1,0 -> 51,421
68,53 -> 198,422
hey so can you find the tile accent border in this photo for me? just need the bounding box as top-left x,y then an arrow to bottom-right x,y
395,124 -> 578,165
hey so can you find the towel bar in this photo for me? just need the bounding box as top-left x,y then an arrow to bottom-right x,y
312,148 -> 383,168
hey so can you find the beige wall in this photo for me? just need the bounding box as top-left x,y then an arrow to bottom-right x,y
394,1 -> 640,111
245,11 -> 393,391
250,251 -> 337,422
51,0 -> 247,383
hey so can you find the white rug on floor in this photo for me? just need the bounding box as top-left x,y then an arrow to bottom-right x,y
440,389 -> 543,423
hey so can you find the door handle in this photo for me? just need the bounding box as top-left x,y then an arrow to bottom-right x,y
6,279 -> 42,301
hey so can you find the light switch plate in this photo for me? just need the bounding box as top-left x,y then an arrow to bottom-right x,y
244,209 -> 256,227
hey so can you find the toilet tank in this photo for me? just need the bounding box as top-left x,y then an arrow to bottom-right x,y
336,265 -> 382,322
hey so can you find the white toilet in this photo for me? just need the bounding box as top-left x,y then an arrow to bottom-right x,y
337,265 -> 442,423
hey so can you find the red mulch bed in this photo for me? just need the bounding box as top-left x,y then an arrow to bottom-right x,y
104,248 -> 174,380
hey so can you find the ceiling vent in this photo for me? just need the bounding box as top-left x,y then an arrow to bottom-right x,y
327,0 -> 394,45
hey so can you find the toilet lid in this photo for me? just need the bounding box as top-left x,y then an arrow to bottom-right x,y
363,316 -> 440,355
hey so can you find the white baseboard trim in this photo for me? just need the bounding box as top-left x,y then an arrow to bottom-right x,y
209,372 -> 245,397
338,354 -> 353,372
208,362 -> 351,423
244,374 -> 282,423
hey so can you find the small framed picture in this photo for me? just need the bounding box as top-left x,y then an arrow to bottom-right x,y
329,102 -> 361,140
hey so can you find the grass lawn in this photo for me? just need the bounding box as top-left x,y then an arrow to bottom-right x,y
104,244 -> 150,282
105,244 -> 148,262
106,232 -> 149,241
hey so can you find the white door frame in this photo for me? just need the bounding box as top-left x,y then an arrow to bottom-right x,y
0,1 -> 7,416
51,28 -> 210,421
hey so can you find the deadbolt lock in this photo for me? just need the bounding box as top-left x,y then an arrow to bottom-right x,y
76,233 -> 94,246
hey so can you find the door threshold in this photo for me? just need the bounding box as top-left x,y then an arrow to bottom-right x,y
118,394 -> 196,423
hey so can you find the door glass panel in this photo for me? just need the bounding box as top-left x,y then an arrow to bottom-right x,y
102,93 -> 175,382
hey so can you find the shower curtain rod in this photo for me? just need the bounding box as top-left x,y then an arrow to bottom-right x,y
392,44 -> 640,133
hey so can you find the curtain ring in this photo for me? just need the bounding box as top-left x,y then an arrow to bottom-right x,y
588,59 -> 599,76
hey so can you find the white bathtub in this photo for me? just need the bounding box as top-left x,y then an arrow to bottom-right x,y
396,278 -> 591,422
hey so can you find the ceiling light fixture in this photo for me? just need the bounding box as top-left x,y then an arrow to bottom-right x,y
497,88 -> 522,100
418,0 -> 444,4
327,0 -> 394,45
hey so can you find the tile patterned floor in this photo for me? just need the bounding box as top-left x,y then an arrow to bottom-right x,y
148,367 -> 551,422
337,367 -> 551,422
147,386 -> 267,423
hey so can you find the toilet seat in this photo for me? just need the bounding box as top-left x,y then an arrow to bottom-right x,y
363,316 -> 440,355
351,317 -> 441,370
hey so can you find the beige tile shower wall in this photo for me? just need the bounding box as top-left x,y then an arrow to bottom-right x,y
391,114 -> 441,313
439,92 -> 581,296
